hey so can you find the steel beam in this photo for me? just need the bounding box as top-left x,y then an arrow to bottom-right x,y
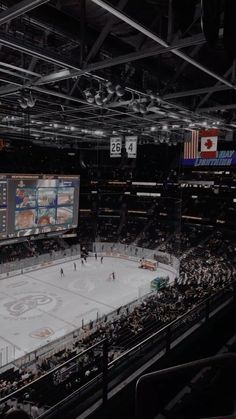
35,33 -> 207,85
0,0 -> 50,26
162,44 -> 202,95
91,0 -> 235,89
196,66 -> 233,109
0,32 -> 81,70
85,0 -> 128,64
0,61 -> 40,77
198,103 -> 236,112
163,85 -> 232,100
0,67 -> 32,80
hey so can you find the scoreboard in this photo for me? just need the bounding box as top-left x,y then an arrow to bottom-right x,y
0,174 -> 80,240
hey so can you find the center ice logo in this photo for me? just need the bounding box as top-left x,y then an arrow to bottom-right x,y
3,292 -> 62,319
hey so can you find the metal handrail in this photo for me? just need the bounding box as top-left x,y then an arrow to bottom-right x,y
0,339 -> 107,405
0,282 -> 234,418
135,354 -> 236,419
109,284 -> 233,368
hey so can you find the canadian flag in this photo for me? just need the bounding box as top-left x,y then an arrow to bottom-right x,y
200,136 -> 218,158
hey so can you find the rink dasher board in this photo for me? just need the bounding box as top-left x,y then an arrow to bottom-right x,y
88,252 -> 178,280
0,253 -> 80,280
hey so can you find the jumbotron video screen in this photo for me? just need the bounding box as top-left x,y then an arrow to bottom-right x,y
0,174 -> 80,239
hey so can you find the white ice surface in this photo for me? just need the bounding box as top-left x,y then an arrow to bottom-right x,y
0,256 -> 174,361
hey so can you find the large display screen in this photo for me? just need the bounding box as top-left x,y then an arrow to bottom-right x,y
0,174 -> 80,240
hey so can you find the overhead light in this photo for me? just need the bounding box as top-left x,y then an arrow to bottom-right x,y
53,123 -> 58,128
18,98 -> 28,109
139,103 -> 147,114
116,84 -> 125,97
202,121 -> 207,126
84,88 -> 95,104
26,91 -> 36,108
150,126 -> 157,132
132,100 -> 140,113
94,130 -> 104,136
70,126 -> 75,131
18,90 -> 36,109
106,82 -> 116,94
95,91 -> 104,106
162,125 -> 168,130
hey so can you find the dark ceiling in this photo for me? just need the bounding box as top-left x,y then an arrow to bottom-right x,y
0,0 -> 235,149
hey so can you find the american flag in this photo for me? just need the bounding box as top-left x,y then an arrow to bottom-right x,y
184,130 -> 199,159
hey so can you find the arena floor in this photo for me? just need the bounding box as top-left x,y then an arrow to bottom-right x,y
0,256 -> 174,364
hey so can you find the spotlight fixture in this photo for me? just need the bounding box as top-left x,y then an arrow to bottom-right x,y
139,103 -> 147,114
94,130 -> 104,136
95,90 -> 104,106
116,84 -> 125,97
84,88 -> 95,104
18,97 -> 28,110
106,82 -> 116,95
26,91 -> 36,108
132,100 -> 140,113
18,90 -> 36,109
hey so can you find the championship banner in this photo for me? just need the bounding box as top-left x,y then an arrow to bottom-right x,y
125,136 -> 137,158
110,137 -> 122,158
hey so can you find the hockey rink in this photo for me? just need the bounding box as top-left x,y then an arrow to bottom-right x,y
0,256 -> 175,363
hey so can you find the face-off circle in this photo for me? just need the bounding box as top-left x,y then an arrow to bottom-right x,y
2,291 -> 62,320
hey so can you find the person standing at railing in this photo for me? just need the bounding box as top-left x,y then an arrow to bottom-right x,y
30,403 -> 39,418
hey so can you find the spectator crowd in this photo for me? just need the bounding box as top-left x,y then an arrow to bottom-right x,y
0,230 -> 235,417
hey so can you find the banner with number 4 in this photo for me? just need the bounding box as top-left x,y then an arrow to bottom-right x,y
110,137 -> 122,158
125,136 -> 137,158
